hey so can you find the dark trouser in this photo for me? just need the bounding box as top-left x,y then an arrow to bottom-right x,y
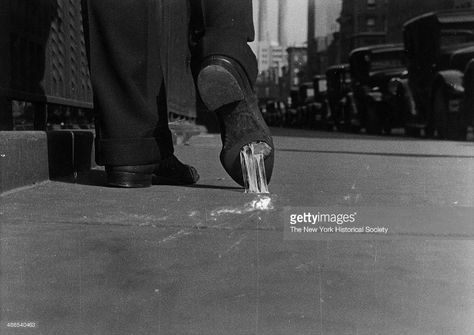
81,0 -> 257,166
197,0 -> 258,83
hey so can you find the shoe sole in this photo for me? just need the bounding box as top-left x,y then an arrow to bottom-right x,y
197,65 -> 244,111
107,171 -> 153,188
197,58 -> 274,187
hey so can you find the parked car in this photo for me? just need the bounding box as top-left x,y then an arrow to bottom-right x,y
296,82 -> 314,128
325,64 -> 351,130
348,44 -> 407,134
261,100 -> 278,126
285,88 -> 301,127
293,76 -> 329,129
462,58 -> 474,131
389,10 -> 474,139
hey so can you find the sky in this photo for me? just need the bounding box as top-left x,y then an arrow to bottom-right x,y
251,0 -> 342,47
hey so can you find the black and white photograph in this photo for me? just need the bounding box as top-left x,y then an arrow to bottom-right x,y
1,0 -> 474,334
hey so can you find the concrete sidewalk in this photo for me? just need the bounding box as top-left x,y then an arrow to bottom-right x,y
1,131 -> 474,334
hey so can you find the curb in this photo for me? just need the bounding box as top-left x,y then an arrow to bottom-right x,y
0,122 -> 207,194
0,131 -> 49,194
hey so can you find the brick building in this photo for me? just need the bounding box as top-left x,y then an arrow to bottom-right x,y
338,0 -> 389,61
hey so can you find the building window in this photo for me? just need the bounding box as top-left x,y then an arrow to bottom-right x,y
367,0 -> 376,9
366,17 -> 376,28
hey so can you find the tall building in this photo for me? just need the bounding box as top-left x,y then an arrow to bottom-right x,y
254,0 -> 290,100
338,0 -> 388,61
315,0 -> 342,37
278,0 -> 288,47
307,0 -> 342,77
258,0 -> 269,42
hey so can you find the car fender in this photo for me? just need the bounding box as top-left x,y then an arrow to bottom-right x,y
432,70 -> 465,115
367,91 -> 383,103
432,70 -> 464,97
462,59 -> 474,124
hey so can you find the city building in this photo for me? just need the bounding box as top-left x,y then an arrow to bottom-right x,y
254,0 -> 289,101
257,43 -> 287,73
306,0 -> 342,78
338,0 -> 388,62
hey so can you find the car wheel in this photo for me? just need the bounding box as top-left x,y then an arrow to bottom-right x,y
433,87 -> 448,139
405,127 -> 420,137
424,125 -> 435,138
366,103 -> 382,135
350,125 -> 361,133
433,87 -> 467,141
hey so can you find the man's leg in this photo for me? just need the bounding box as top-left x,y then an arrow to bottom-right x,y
82,0 -> 167,167
83,0 -> 195,187
196,0 -> 274,187
198,0 -> 257,84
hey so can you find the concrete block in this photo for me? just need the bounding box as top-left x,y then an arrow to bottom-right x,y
0,131 -> 49,193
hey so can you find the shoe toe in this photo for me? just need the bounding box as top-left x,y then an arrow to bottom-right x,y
153,155 -> 199,185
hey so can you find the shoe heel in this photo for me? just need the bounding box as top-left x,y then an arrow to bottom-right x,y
197,65 -> 244,111
107,171 -> 153,188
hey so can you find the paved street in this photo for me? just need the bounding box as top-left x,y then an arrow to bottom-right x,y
1,128 -> 474,335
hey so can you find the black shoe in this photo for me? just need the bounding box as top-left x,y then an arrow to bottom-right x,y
105,156 -> 199,188
106,164 -> 156,188
197,56 -> 274,186
152,155 -> 200,185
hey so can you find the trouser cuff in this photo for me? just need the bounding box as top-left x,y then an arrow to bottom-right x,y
199,30 -> 258,84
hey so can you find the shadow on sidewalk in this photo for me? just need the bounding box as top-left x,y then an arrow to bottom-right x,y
55,168 -> 243,192
188,184 -> 242,191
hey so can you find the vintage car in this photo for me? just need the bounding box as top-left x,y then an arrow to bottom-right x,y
297,76 -> 328,128
298,82 -> 315,128
389,10 -> 474,139
348,44 -> 407,134
325,64 -> 351,130
293,82 -> 313,127
462,59 -> 474,131
261,100 -> 282,127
